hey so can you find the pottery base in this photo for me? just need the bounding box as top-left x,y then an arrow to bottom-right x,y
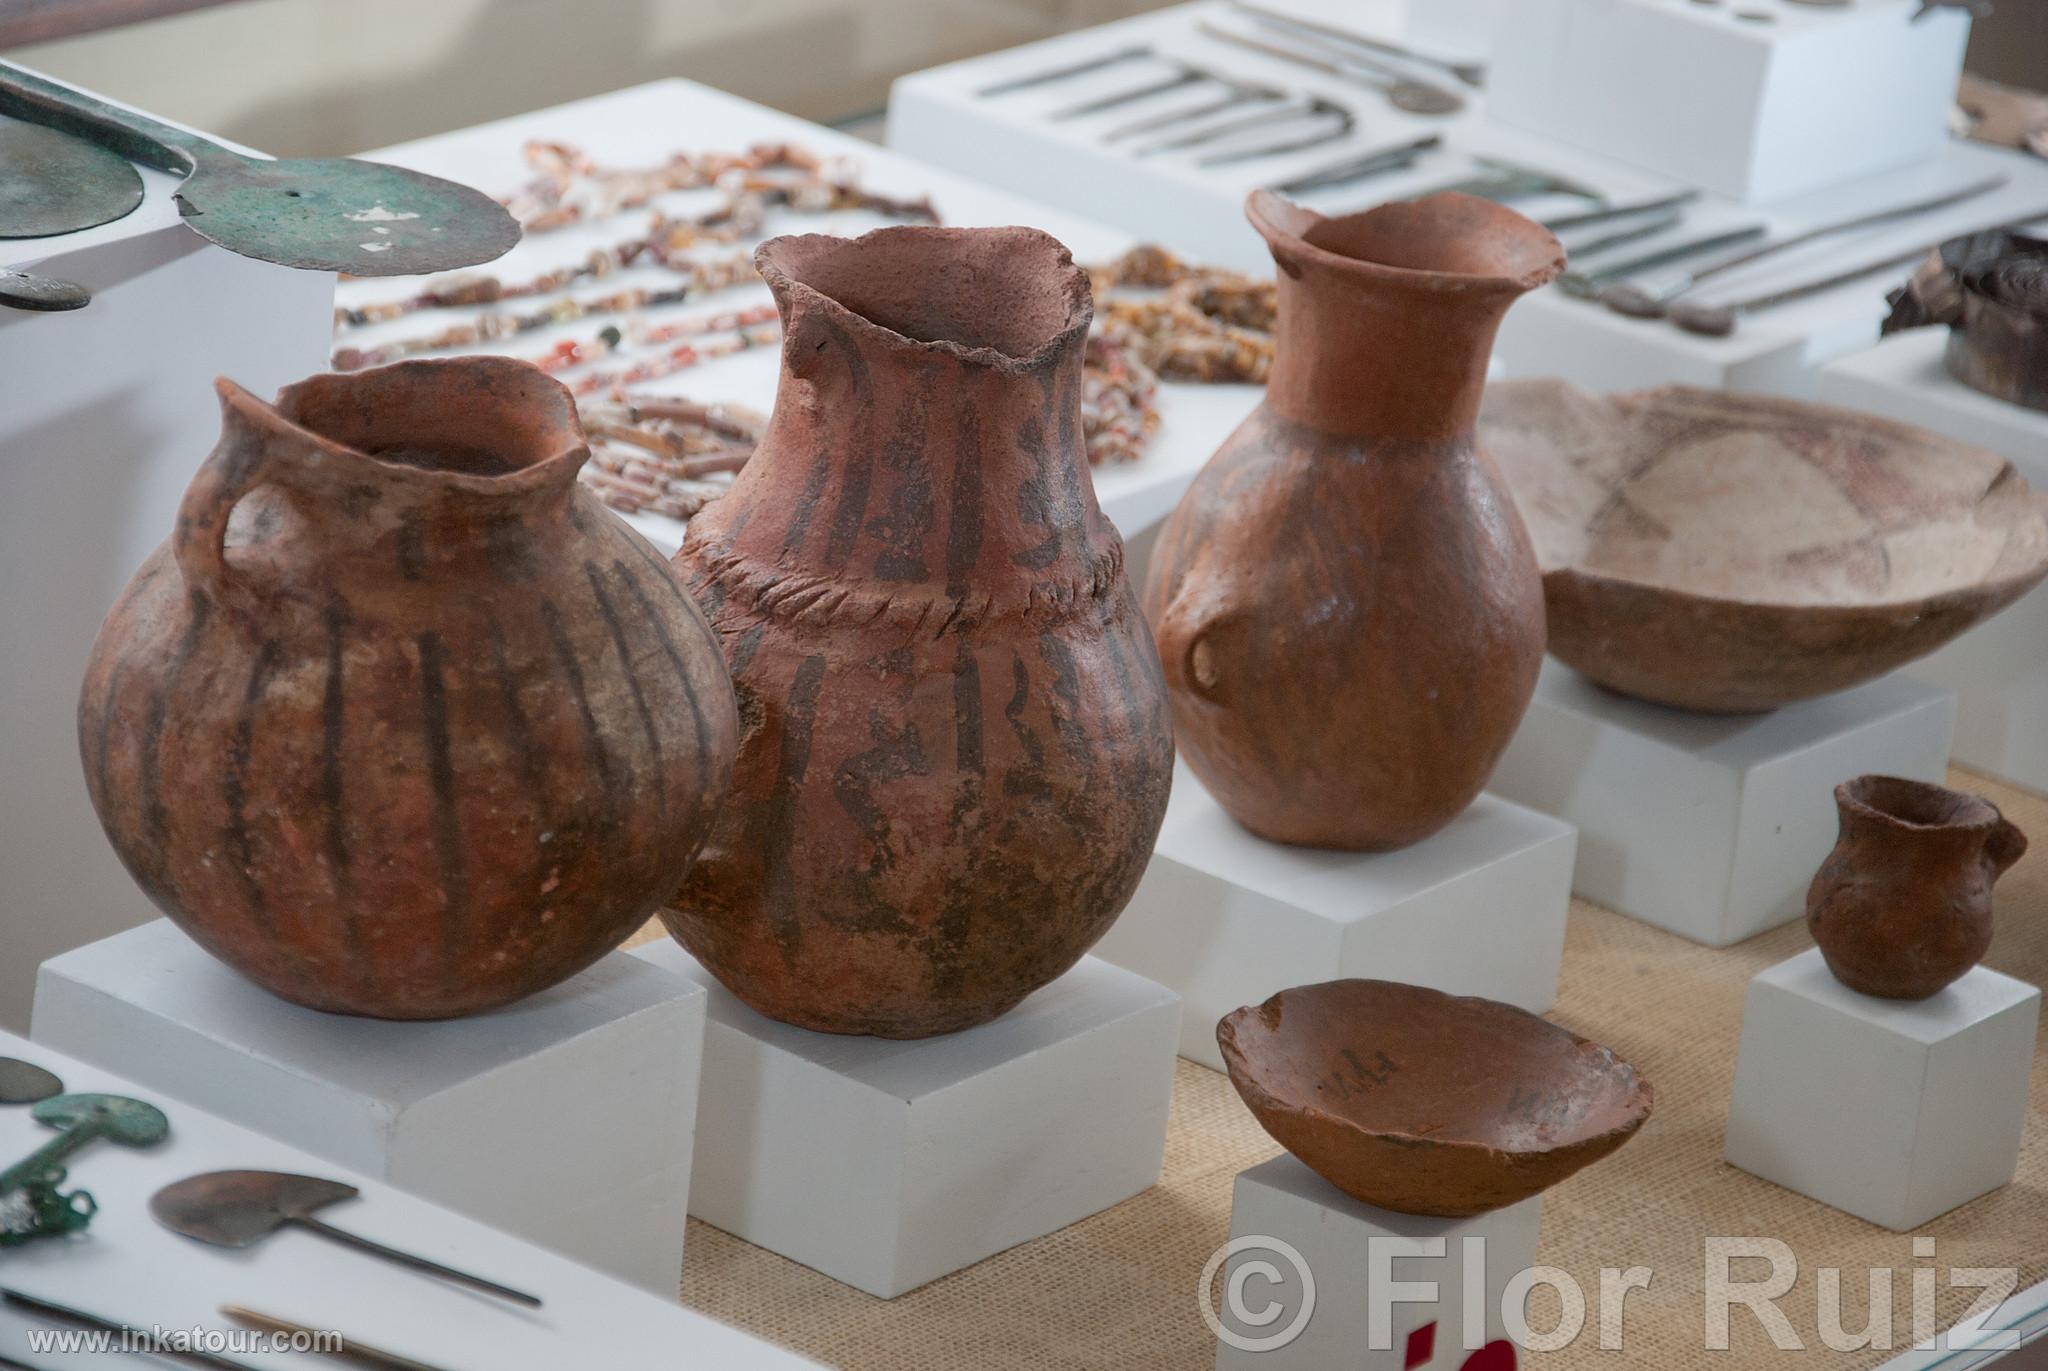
1490,661 -> 1957,947
630,942 -> 1181,1299
32,918 -> 706,1295
1093,764 -> 1576,1072
1725,949 -> 2039,1231
1819,329 -> 2048,797
1215,1154 -> 1541,1371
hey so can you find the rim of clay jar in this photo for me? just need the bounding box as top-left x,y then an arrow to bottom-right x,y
754,223 -> 1093,373
1245,188 -> 1566,296
225,356 -> 589,496
1836,775 -> 2003,833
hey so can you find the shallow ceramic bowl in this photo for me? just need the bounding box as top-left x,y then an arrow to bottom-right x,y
1218,980 -> 1653,1218
1479,379 -> 2048,712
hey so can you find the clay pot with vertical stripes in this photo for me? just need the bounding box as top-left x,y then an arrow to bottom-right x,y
666,224 -> 1174,1038
77,357 -> 738,1020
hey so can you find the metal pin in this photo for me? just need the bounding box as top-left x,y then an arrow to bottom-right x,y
1103,83 -> 1282,142
1049,65 -> 1210,120
1271,135 -> 1444,194
976,44 -> 1153,97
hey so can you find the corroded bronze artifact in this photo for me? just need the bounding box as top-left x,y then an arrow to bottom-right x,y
668,224 -> 1174,1038
154,1170 -> 540,1307
1,1094 -> 169,1246
1219,981 -> 1653,1217
79,357 -> 738,1019
0,1060 -> 61,1105
0,120 -> 142,238
1809,776 -> 2028,1000
1145,191 -> 1559,850
1481,379 -> 2048,713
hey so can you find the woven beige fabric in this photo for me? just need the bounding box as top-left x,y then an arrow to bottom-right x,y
635,767 -> 2048,1368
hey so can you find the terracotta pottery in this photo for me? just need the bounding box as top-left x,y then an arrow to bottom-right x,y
666,224 -> 1174,1039
1219,980 -> 1652,1217
1143,190 -> 1562,851
1808,775 -> 2028,1000
1481,379 -> 2048,713
79,358 -> 739,1020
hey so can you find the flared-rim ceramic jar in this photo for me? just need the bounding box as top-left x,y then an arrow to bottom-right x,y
1144,190 -> 1563,850
666,224 -> 1175,1038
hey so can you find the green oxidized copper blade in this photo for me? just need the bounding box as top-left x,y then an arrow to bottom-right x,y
0,121 -> 143,239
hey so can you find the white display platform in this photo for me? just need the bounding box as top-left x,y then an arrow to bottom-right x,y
1819,328 -> 2048,796
1214,1154 -> 1539,1371
631,940 -> 1180,1298
1725,949 -> 2040,1232
0,71 -> 334,1034
341,78 -> 1263,556
1489,0 -> 1968,204
0,1029 -> 820,1369
889,0 -> 2048,396
1490,662 -> 1957,948
1095,764 -> 1575,1071
32,919 -> 707,1295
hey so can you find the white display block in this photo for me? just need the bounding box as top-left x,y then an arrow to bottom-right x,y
1215,1154 -> 1540,1371
632,941 -> 1181,1298
1095,765 -> 1575,1071
1403,0 -> 1503,57
1725,949 -> 2040,1231
0,73 -> 335,1034
31,918 -> 706,1295
0,1030 -> 819,1370
1491,662 -> 1957,947
1489,0 -> 1969,205
890,0 -> 2048,397
1819,329 -> 2048,795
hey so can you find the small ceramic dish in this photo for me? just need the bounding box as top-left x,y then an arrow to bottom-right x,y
1218,979 -> 1653,1217
1479,379 -> 2048,712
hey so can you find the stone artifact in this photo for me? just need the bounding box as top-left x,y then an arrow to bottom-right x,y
154,1170 -> 540,1306
668,224 -> 1174,1038
1481,379 -> 2048,713
1809,776 -> 2028,1000
1145,190 -> 1561,850
0,61 -> 519,275
1,1094 -> 169,1246
79,357 -> 738,1019
1219,981 -> 1653,1217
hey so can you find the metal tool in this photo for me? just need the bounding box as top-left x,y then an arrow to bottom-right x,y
223,1307 -> 454,1371
1196,97 -> 1357,164
1600,174 -> 2009,317
1557,212 -> 1688,262
1233,1 -> 1486,86
0,266 -> 88,310
153,1170 -> 542,1308
1271,134 -> 1442,194
3,1289 -> 259,1371
975,44 -> 1153,97
1541,190 -> 1702,232
1198,23 -> 1465,115
1049,63 -> 1211,120
1,1094 -> 169,1246
1555,225 -> 1769,298
1422,155 -> 1605,204
1133,94 -> 1343,156
1103,82 -> 1281,142
0,1060 -> 61,1105
1672,206 -> 2048,337
0,62 -> 519,275
0,121 -> 142,238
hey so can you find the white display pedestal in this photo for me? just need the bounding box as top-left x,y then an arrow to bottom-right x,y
1215,1155 -> 1539,1371
632,941 -> 1181,1298
1095,765 -> 1575,1071
1490,662 -> 1957,947
1819,329 -> 2048,796
0,75 -> 335,1036
1488,0 -> 1969,204
0,1030 -> 820,1370
32,919 -> 706,1295
1725,949 -> 2040,1231
889,0 -> 2048,398
1403,0 -> 1502,58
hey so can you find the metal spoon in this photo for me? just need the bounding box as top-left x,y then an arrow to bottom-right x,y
1233,1 -> 1487,87
1198,23 -> 1465,116
0,62 -> 518,275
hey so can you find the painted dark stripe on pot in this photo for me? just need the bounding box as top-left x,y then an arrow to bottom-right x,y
762,654 -> 827,965
222,638 -> 283,924
415,631 -> 470,946
320,603 -> 354,898
1037,631 -> 1092,764
869,386 -> 934,583
138,594 -> 213,891
487,619 -> 551,811
952,644 -> 984,777
395,517 -> 426,582
540,597 -> 618,805
727,622 -> 767,677
944,405 -> 984,601
585,561 -> 667,826
613,559 -> 713,796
